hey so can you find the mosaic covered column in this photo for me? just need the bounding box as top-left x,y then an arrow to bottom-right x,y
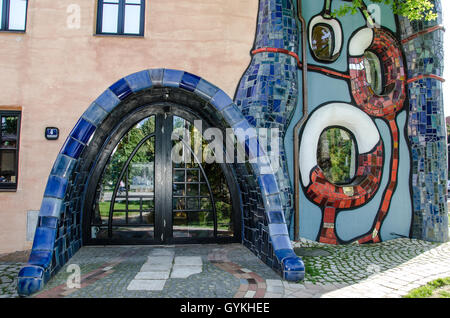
234,0 -> 299,228
398,0 -> 449,242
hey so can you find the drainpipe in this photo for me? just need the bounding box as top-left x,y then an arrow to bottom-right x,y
293,0 -> 308,241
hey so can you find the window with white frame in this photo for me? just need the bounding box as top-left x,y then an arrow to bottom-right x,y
97,0 -> 145,36
0,0 -> 28,32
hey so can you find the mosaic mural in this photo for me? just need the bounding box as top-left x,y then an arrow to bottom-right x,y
18,0 -> 448,295
293,0 -> 447,245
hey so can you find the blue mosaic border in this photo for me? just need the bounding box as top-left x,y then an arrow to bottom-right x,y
17,68 -> 304,296
235,0 -> 299,232
398,0 -> 449,242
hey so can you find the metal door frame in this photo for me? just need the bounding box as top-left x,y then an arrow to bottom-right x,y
83,103 -> 241,245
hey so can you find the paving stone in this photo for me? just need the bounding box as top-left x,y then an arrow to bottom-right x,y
22,238 -> 450,299
135,271 -> 170,280
146,256 -> 174,265
174,256 -> 202,266
141,263 -> 173,272
266,279 -> 283,286
149,249 -> 175,256
127,279 -> 166,291
170,265 -> 202,278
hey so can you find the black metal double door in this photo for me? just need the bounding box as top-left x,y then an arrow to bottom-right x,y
98,111 -> 232,244
153,113 -> 228,244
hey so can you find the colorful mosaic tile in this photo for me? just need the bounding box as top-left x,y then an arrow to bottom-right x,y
235,0 -> 299,232
398,0 -> 448,242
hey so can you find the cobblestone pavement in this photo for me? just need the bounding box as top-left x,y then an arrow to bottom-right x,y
0,263 -> 23,298
0,238 -> 449,298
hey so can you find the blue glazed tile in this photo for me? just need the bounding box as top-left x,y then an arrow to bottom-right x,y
28,250 -> 52,267
264,194 -> 283,212
163,69 -> 184,88
17,277 -> 43,296
211,90 -> 233,111
269,223 -> 288,236
39,197 -> 63,218
180,72 -> 201,92
32,227 -> 57,251
62,137 -> 85,159
268,210 -> 285,224
44,176 -> 68,199
274,248 -> 297,261
39,216 -> 59,229
71,118 -> 96,144
94,89 -> 121,113
149,68 -> 164,86
271,234 -> 291,251
250,156 -> 273,176
258,174 -> 279,195
221,105 -> 244,126
194,79 -> 220,100
283,257 -> 305,272
109,78 -> 133,100
18,265 -> 44,279
284,269 -> 305,282
233,120 -> 258,144
125,70 -> 152,92
50,154 -> 76,179
43,268 -> 51,284
82,102 -> 109,126
245,137 -> 264,161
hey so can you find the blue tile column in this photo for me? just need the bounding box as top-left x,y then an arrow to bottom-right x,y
235,0 -> 299,231
398,0 -> 449,242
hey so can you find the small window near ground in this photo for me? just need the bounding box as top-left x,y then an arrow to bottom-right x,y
0,0 -> 28,32
0,110 -> 20,191
96,0 -> 145,36
317,127 -> 356,185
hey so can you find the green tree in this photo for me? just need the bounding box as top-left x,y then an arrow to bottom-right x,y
334,0 -> 437,21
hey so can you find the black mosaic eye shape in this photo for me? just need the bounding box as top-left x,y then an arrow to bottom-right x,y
311,24 -> 334,60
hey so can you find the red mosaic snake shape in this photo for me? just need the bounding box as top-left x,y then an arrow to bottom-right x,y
304,27 -> 406,244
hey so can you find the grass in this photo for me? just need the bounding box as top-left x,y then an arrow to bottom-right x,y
403,277 -> 450,298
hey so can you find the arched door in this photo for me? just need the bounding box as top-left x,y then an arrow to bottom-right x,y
86,106 -> 239,244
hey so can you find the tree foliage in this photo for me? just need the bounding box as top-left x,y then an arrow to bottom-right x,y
333,0 -> 437,21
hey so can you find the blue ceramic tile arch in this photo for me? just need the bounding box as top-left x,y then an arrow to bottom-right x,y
17,68 -> 304,296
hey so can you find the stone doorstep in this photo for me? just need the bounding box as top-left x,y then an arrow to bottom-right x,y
127,279 -> 166,291
141,263 -> 173,272
174,256 -> 203,266
135,271 -> 170,280
170,265 -> 203,279
146,256 -> 174,265
149,249 -> 175,256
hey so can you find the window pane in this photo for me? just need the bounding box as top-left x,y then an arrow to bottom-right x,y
0,0 -> 3,30
311,24 -> 333,60
126,0 -> 141,4
1,115 -> 18,149
317,128 -> 356,184
363,51 -> 383,95
0,150 -> 16,183
8,0 -> 27,31
124,4 -> 141,34
102,3 -> 119,33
